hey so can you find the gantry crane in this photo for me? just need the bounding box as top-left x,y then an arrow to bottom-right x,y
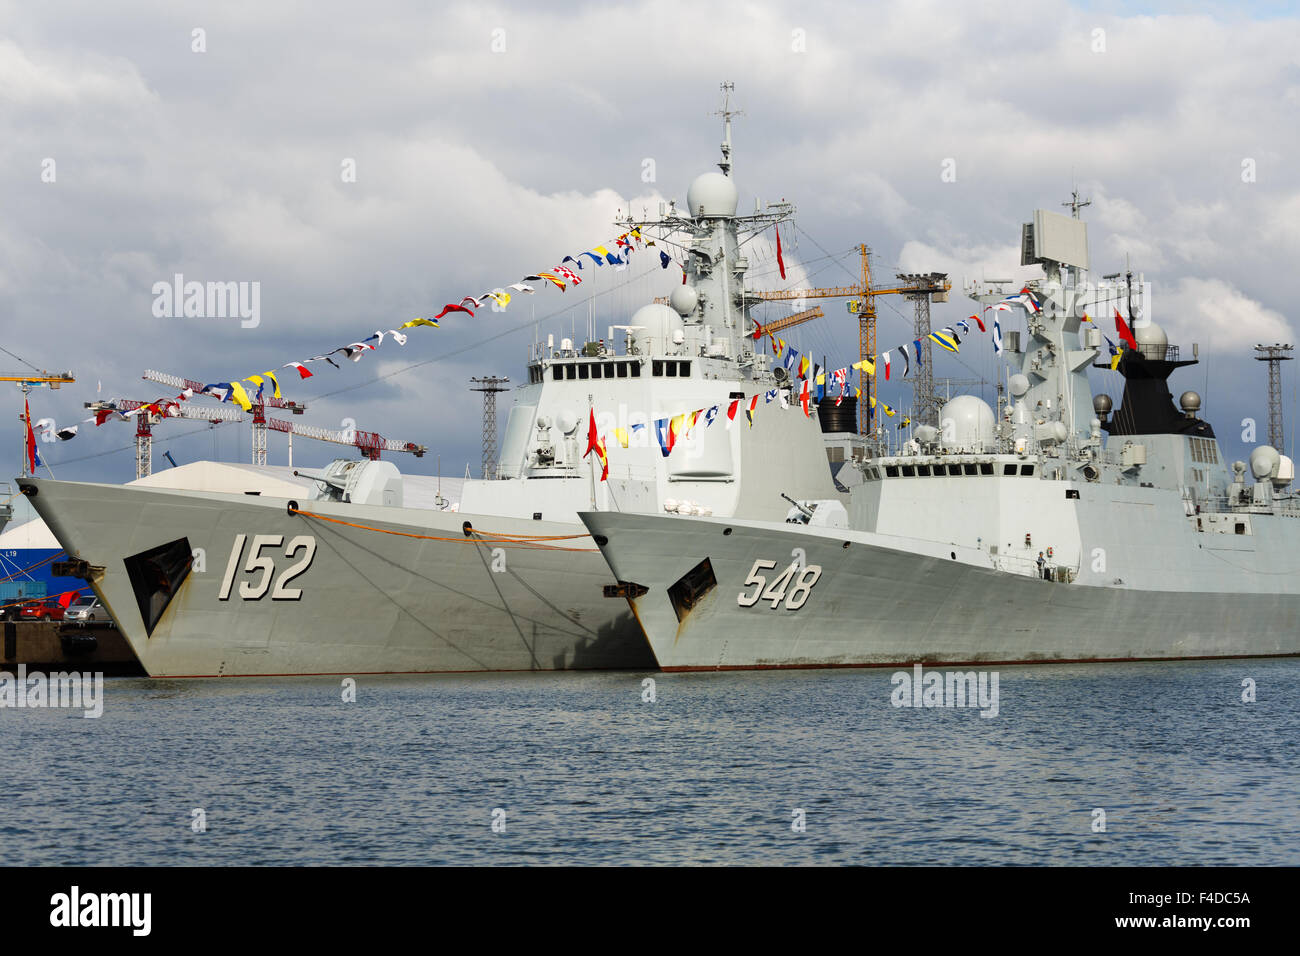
85,398 -> 243,480
266,417 -> 427,462
142,370 -> 306,467
751,245 -> 950,437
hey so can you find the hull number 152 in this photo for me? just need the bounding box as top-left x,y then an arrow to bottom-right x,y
737,559 -> 823,611
219,533 -> 317,601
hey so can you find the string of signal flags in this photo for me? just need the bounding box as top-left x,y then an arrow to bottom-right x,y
85,225 -> 679,431
581,290 -> 1146,481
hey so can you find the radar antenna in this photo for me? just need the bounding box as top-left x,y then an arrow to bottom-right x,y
714,82 -> 743,178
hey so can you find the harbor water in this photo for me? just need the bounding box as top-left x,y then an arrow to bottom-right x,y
2,658 -> 1296,865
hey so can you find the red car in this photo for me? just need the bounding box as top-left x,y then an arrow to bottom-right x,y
18,597 -> 68,622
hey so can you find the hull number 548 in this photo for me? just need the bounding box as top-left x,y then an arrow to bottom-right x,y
737,559 -> 823,610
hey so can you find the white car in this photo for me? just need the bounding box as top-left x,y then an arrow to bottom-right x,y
63,594 -> 110,624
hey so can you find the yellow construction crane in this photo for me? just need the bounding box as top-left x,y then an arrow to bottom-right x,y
5,371 -> 75,477
761,305 -> 823,336
753,246 -> 949,436
1,371 -> 74,387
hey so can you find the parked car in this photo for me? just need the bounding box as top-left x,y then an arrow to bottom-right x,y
18,597 -> 67,622
64,594 -> 110,624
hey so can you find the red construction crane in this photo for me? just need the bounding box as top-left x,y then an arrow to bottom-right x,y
85,399 -> 243,479
142,369 -> 306,466
266,417 -> 426,462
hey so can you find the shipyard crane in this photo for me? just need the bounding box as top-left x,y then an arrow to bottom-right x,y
142,369 -> 306,467
266,417 -> 427,463
85,398 -> 243,480
759,305 -> 823,336
750,245 -> 951,438
5,370 -> 75,476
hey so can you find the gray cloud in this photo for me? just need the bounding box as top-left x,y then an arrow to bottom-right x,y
3,0 -> 1298,482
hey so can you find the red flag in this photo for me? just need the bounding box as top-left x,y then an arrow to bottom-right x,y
285,361 -> 313,379
775,225 -> 786,280
584,408 -> 600,458
583,408 -> 608,480
726,399 -> 739,423
751,320 -> 764,341
1114,309 -> 1138,350
24,399 -> 37,474
434,303 -> 474,320
970,313 -> 986,333
799,379 -> 811,417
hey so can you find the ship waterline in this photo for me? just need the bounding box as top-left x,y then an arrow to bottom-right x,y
23,478 -> 652,677
581,509 -> 1300,672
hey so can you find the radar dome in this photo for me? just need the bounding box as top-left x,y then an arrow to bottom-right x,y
1276,454 -> 1295,489
939,395 -> 996,452
1008,374 -> 1030,398
627,303 -> 683,351
1250,445 -> 1280,480
1179,391 -> 1201,415
1134,321 -> 1168,351
668,284 -> 699,317
686,172 -> 739,218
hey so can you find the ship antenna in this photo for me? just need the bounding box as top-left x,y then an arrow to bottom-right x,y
1062,185 -> 1091,220
714,81 -> 743,178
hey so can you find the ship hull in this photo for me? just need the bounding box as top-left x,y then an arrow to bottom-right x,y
20,478 -> 653,677
581,512 -> 1300,670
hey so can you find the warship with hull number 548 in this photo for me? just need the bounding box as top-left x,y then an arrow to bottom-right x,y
582,208 -> 1300,670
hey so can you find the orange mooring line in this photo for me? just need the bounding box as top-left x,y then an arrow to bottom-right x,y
287,508 -> 598,552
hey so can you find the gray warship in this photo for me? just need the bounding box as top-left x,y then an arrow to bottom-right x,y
581,208 -> 1300,670
16,99 -> 841,677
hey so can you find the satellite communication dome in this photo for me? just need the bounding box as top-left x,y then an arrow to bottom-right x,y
1250,445 -> 1280,480
628,303 -> 682,349
939,395 -> 996,451
668,284 -> 700,317
556,410 -> 579,435
1008,374 -> 1030,398
686,172 -> 739,218
1134,321 -> 1168,350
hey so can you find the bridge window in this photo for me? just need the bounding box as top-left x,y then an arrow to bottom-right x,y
885,465 -> 899,478
917,465 -> 931,477
1003,464 -> 1017,475
980,463 -> 994,475
1020,465 -> 1035,476
616,363 -> 628,378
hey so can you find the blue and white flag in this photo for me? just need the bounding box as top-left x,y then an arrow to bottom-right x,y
704,405 -> 719,426
992,317 -> 1003,355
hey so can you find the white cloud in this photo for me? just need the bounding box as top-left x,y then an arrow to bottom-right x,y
1160,277 -> 1293,351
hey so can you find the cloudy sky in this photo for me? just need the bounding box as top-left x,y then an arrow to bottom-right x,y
3,0 -> 1299,487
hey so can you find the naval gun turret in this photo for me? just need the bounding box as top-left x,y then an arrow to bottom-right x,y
295,458 -> 403,507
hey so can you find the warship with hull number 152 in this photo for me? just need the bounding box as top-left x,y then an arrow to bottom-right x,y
582,208 -> 1300,670
18,98 -> 842,677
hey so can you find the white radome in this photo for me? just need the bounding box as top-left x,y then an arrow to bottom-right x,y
939,395 -> 996,451
629,303 -> 682,342
1134,321 -> 1168,350
686,172 -> 739,218
669,284 -> 699,317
